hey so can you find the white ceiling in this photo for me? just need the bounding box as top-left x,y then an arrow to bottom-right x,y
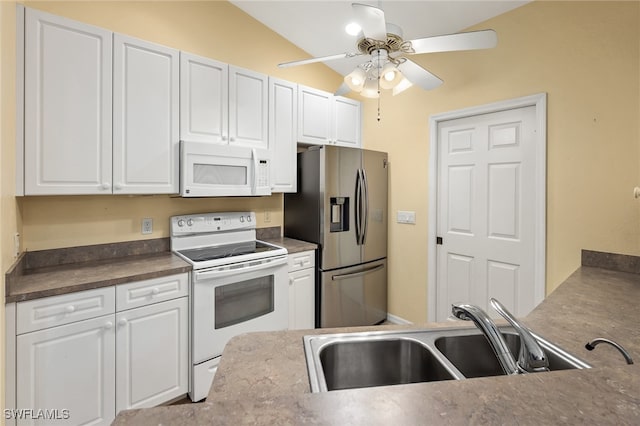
230,0 -> 531,76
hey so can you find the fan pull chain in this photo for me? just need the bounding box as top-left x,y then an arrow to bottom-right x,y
377,50 -> 381,122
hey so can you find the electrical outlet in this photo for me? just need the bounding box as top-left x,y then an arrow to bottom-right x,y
264,210 -> 271,223
142,218 -> 153,234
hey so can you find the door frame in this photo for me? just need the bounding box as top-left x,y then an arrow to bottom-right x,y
427,93 -> 547,322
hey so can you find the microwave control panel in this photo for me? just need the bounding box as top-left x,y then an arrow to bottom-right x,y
257,159 -> 269,188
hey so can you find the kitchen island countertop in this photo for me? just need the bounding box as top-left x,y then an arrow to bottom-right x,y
113,263 -> 640,425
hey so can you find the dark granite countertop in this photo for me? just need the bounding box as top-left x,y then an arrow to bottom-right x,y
5,238 -> 191,303
113,252 -> 640,425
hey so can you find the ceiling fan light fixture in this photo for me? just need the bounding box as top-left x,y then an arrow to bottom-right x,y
392,77 -> 413,96
345,67 -> 367,91
360,77 -> 380,99
379,63 -> 403,89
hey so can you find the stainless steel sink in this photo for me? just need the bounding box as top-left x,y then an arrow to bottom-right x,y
319,338 -> 455,391
304,326 -> 591,393
434,332 -> 590,378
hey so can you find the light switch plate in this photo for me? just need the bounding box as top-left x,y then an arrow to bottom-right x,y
397,210 -> 416,224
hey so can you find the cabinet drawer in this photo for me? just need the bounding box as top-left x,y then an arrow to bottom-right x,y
288,250 -> 315,272
116,273 -> 188,311
16,287 -> 115,335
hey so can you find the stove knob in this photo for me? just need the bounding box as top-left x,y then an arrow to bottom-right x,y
177,219 -> 185,227
187,219 -> 194,226
247,215 -> 252,222
240,216 -> 245,223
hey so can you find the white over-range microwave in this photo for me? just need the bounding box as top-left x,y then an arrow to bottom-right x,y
180,140 -> 271,197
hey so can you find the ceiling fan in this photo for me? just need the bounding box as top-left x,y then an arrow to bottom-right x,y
278,3 -> 498,98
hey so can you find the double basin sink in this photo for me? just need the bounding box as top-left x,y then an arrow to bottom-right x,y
304,326 -> 591,392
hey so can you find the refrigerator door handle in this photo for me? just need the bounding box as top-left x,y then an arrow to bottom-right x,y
355,169 -> 362,245
331,264 -> 385,281
361,168 -> 369,245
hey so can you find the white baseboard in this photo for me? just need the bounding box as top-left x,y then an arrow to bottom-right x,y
386,313 -> 413,325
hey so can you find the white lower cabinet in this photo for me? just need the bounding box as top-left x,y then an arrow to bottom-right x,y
16,314 -> 116,426
115,297 -> 188,412
288,251 -> 316,330
10,274 -> 189,426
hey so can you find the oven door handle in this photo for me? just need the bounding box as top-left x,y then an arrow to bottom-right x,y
194,255 -> 288,281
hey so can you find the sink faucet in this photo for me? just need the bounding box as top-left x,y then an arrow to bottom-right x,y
452,298 -> 549,374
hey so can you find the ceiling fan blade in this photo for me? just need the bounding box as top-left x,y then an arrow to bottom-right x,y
397,59 -> 443,91
278,52 -> 362,68
334,82 -> 350,96
352,3 -> 387,41
408,30 -> 497,54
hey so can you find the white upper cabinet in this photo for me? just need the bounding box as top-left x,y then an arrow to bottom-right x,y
229,66 -> 269,150
297,85 -> 361,147
24,8 -> 113,195
332,96 -> 362,148
113,34 -> 179,194
179,52 -> 228,144
179,54 -> 268,150
297,85 -> 332,145
269,78 -> 297,193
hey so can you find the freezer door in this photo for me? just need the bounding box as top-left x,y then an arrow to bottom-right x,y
321,146 -> 362,270
361,149 -> 388,263
320,259 -> 387,328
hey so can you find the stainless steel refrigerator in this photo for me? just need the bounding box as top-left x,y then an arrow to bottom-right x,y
284,145 -> 388,328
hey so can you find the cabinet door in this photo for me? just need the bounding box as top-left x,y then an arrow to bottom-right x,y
297,85 -> 331,145
180,52 -> 229,144
333,96 -> 362,148
229,66 -> 268,149
116,298 -> 188,412
269,78 -> 297,193
288,268 -> 315,330
16,315 -> 116,426
24,8 -> 112,195
113,34 -> 179,194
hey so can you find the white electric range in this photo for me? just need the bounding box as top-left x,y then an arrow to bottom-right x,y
170,212 -> 288,402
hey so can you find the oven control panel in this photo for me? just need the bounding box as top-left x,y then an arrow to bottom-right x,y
171,212 -> 256,235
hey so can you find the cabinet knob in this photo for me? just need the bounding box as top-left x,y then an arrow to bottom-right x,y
65,305 -> 76,314
118,318 -> 128,327
222,135 -> 228,141
114,183 -> 123,190
101,182 -> 111,190
104,321 -> 113,330
229,136 -> 236,142
151,287 -> 160,296
289,278 -> 293,285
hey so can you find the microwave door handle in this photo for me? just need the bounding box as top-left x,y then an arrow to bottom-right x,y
194,255 -> 288,281
251,148 -> 258,195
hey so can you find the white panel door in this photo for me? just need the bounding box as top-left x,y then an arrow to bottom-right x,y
297,85 -> 332,145
228,66 -> 268,149
24,8 -> 112,195
332,96 -> 361,148
16,315 -> 116,426
113,34 -> 179,194
115,298 -> 188,412
269,78 -> 297,193
179,52 -> 229,144
436,106 -> 537,320
288,268 -> 315,330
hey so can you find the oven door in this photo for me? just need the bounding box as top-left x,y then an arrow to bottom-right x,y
192,255 -> 288,364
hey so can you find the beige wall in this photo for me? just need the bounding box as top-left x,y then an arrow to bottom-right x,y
363,1 -> 640,323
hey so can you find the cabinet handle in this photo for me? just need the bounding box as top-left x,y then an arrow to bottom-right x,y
65,305 -> 76,314
118,318 -> 128,327
104,321 -> 113,330
101,182 -> 110,190
151,287 -> 160,296
289,278 -> 293,285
